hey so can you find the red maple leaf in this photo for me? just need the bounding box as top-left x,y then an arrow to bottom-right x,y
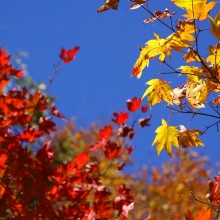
97,125 -> 112,141
60,47 -> 80,64
112,111 -> 129,125
126,97 -> 141,112
39,117 -> 56,134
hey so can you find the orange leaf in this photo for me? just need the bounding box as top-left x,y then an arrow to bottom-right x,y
194,208 -> 212,220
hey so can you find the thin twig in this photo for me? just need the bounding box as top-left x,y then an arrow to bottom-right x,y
140,4 -> 175,32
166,106 -> 220,120
190,191 -> 219,207
201,120 -> 220,134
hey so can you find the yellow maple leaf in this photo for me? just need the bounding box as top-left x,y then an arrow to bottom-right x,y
207,43 -> 220,67
179,66 -> 203,83
152,119 -> 180,156
132,33 -> 173,78
132,32 -> 192,78
178,125 -> 204,148
183,49 -> 200,63
176,19 -> 195,41
172,0 -> 204,9
209,11 -> 220,39
184,1 -> 217,21
142,79 -> 173,108
186,82 -> 208,108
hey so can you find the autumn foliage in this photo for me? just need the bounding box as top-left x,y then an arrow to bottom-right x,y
1,0 -> 220,219
0,49 -> 153,219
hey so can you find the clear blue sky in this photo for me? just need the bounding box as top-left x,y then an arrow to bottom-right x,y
0,0 -> 219,171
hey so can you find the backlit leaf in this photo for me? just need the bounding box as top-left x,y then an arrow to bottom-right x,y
194,208 -> 212,220
126,97 -> 141,112
172,0 -> 205,9
186,82 -> 208,108
142,79 -> 173,108
178,125 -> 204,148
152,119 -> 180,156
60,47 -> 80,64
133,31 -> 192,78
97,0 -> 120,13
179,66 -> 203,83
184,1 -> 217,20
209,11 -> 220,39
112,111 -> 129,125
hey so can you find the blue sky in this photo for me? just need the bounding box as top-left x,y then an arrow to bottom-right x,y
0,0 -> 219,171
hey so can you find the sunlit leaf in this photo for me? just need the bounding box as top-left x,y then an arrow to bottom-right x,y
186,82 -> 208,108
209,11 -> 220,39
142,79 -> 173,108
184,1 -> 217,20
152,119 -> 180,156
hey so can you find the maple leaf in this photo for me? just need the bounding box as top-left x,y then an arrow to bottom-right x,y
39,116 -> 56,134
178,125 -> 204,148
179,66 -> 203,83
97,0 -> 120,13
152,119 -> 180,156
183,49 -> 200,63
25,90 -> 48,114
142,79 -> 173,108
209,11 -> 220,39
194,208 -> 212,220
207,42 -> 220,67
132,32 -> 192,78
186,82 -> 208,108
184,0 -> 217,21
129,0 -> 146,10
60,46 -> 80,64
97,125 -> 112,141
172,0 -> 205,9
19,126 -> 42,143
66,151 -> 89,173
176,19 -> 195,41
171,86 -> 185,106
132,33 -> 171,78
112,111 -> 129,125
126,97 -> 141,112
